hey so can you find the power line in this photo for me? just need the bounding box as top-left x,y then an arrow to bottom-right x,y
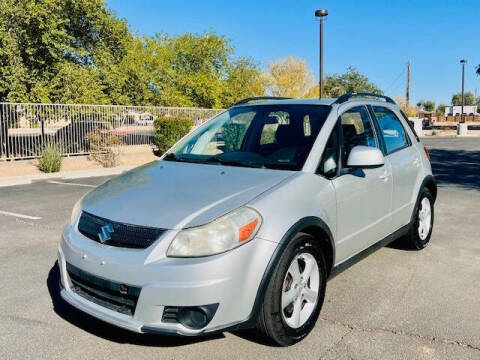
384,65 -> 407,94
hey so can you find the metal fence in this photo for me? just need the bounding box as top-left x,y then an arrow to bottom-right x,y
0,103 -> 223,160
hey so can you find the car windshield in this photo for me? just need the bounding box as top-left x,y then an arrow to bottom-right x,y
165,104 -> 331,170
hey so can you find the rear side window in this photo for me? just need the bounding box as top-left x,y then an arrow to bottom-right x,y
372,106 -> 409,154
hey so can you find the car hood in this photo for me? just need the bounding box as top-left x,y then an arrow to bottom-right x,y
82,160 -> 294,229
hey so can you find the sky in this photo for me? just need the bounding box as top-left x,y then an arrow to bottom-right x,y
107,0 -> 480,106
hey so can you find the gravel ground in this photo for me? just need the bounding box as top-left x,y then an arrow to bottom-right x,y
0,145 -> 157,178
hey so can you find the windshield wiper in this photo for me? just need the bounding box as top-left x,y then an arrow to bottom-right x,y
205,155 -> 265,168
165,153 -> 297,170
163,153 -> 206,163
163,153 -> 177,161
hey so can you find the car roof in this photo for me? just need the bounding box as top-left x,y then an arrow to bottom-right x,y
233,98 -> 337,107
232,97 -> 401,111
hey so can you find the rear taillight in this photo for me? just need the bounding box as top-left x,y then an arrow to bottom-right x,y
424,146 -> 430,161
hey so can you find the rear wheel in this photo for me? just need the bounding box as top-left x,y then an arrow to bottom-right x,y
257,233 -> 327,346
406,188 -> 434,249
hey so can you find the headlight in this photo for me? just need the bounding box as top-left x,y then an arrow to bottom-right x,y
167,207 -> 262,257
70,198 -> 83,226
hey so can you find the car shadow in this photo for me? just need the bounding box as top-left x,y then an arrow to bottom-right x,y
46,262 -> 224,347
386,237 -> 418,251
428,148 -> 480,191
229,329 -> 280,346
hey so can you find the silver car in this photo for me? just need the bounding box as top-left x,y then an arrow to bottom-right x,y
58,93 -> 436,346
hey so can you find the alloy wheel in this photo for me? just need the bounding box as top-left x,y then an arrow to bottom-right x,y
281,252 -> 320,329
418,197 -> 432,240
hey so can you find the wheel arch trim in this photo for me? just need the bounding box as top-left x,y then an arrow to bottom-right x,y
411,175 -> 437,224
421,175 -> 437,202
238,217 -> 335,330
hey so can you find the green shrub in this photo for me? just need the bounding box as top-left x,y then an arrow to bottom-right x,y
153,117 -> 194,154
38,144 -> 62,173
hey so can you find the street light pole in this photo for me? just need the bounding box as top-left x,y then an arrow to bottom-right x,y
460,59 -> 467,123
315,9 -> 328,99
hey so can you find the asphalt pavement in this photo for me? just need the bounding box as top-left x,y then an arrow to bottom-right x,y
0,137 -> 479,359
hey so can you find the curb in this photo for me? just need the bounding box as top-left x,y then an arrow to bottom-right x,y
420,135 -> 480,139
0,165 -> 137,188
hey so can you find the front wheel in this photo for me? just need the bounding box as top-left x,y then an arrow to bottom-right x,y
257,233 -> 327,346
406,188 -> 434,249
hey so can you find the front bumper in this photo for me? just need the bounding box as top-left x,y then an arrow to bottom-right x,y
58,226 -> 277,335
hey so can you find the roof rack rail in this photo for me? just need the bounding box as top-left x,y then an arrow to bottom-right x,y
232,96 -> 292,106
334,92 -> 396,105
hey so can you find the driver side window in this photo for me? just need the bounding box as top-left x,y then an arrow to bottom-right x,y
340,106 -> 378,163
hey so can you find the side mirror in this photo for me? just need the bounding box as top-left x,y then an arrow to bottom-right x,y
347,146 -> 384,169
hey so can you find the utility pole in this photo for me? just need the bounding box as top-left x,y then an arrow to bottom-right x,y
406,60 -> 411,107
315,9 -> 328,99
458,59 -> 468,135
460,59 -> 467,123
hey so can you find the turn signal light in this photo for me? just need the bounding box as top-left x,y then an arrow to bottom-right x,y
424,146 -> 430,161
239,218 -> 259,242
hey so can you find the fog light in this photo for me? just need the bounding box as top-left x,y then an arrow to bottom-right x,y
162,303 -> 219,329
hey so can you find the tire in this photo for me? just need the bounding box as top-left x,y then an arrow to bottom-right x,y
257,233 -> 327,346
405,188 -> 434,250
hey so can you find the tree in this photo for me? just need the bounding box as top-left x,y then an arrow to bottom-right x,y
436,104 -> 447,116
417,100 -> 436,112
115,36 -> 197,107
316,67 -> 383,98
0,2 -> 263,108
263,57 -> 315,98
425,101 -> 436,113
451,92 -> 475,106
115,33 -> 263,108
0,0 -> 131,103
48,63 -> 109,104
394,96 -> 418,117
220,57 -> 265,107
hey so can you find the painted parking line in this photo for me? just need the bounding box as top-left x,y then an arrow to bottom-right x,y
47,180 -> 96,188
0,210 -> 42,220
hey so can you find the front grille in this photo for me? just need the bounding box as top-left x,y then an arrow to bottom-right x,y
67,263 -> 141,316
77,211 -> 165,249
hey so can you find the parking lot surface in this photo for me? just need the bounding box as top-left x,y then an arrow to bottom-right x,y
1,137 -> 479,359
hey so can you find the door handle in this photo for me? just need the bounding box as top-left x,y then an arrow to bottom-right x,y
379,171 -> 389,182
413,158 -> 421,167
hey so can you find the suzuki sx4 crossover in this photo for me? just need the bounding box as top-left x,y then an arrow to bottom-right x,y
58,94 -> 436,346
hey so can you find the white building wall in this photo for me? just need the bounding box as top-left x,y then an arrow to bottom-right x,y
444,105 -> 478,115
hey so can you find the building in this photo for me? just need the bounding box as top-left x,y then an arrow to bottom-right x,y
444,105 -> 478,116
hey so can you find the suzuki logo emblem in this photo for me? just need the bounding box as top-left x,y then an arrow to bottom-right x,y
98,223 -> 114,243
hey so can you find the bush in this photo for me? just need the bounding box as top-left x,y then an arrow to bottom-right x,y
86,130 -> 120,168
153,117 -> 194,154
38,144 -> 62,173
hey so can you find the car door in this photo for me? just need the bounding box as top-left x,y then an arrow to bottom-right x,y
329,105 -> 393,262
370,105 -> 422,231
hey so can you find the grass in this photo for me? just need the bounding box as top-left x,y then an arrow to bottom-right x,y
38,144 -> 62,173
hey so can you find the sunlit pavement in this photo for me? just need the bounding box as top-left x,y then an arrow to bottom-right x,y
1,138 -> 479,359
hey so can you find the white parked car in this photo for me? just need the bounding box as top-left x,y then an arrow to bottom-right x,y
59,93 -> 436,346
